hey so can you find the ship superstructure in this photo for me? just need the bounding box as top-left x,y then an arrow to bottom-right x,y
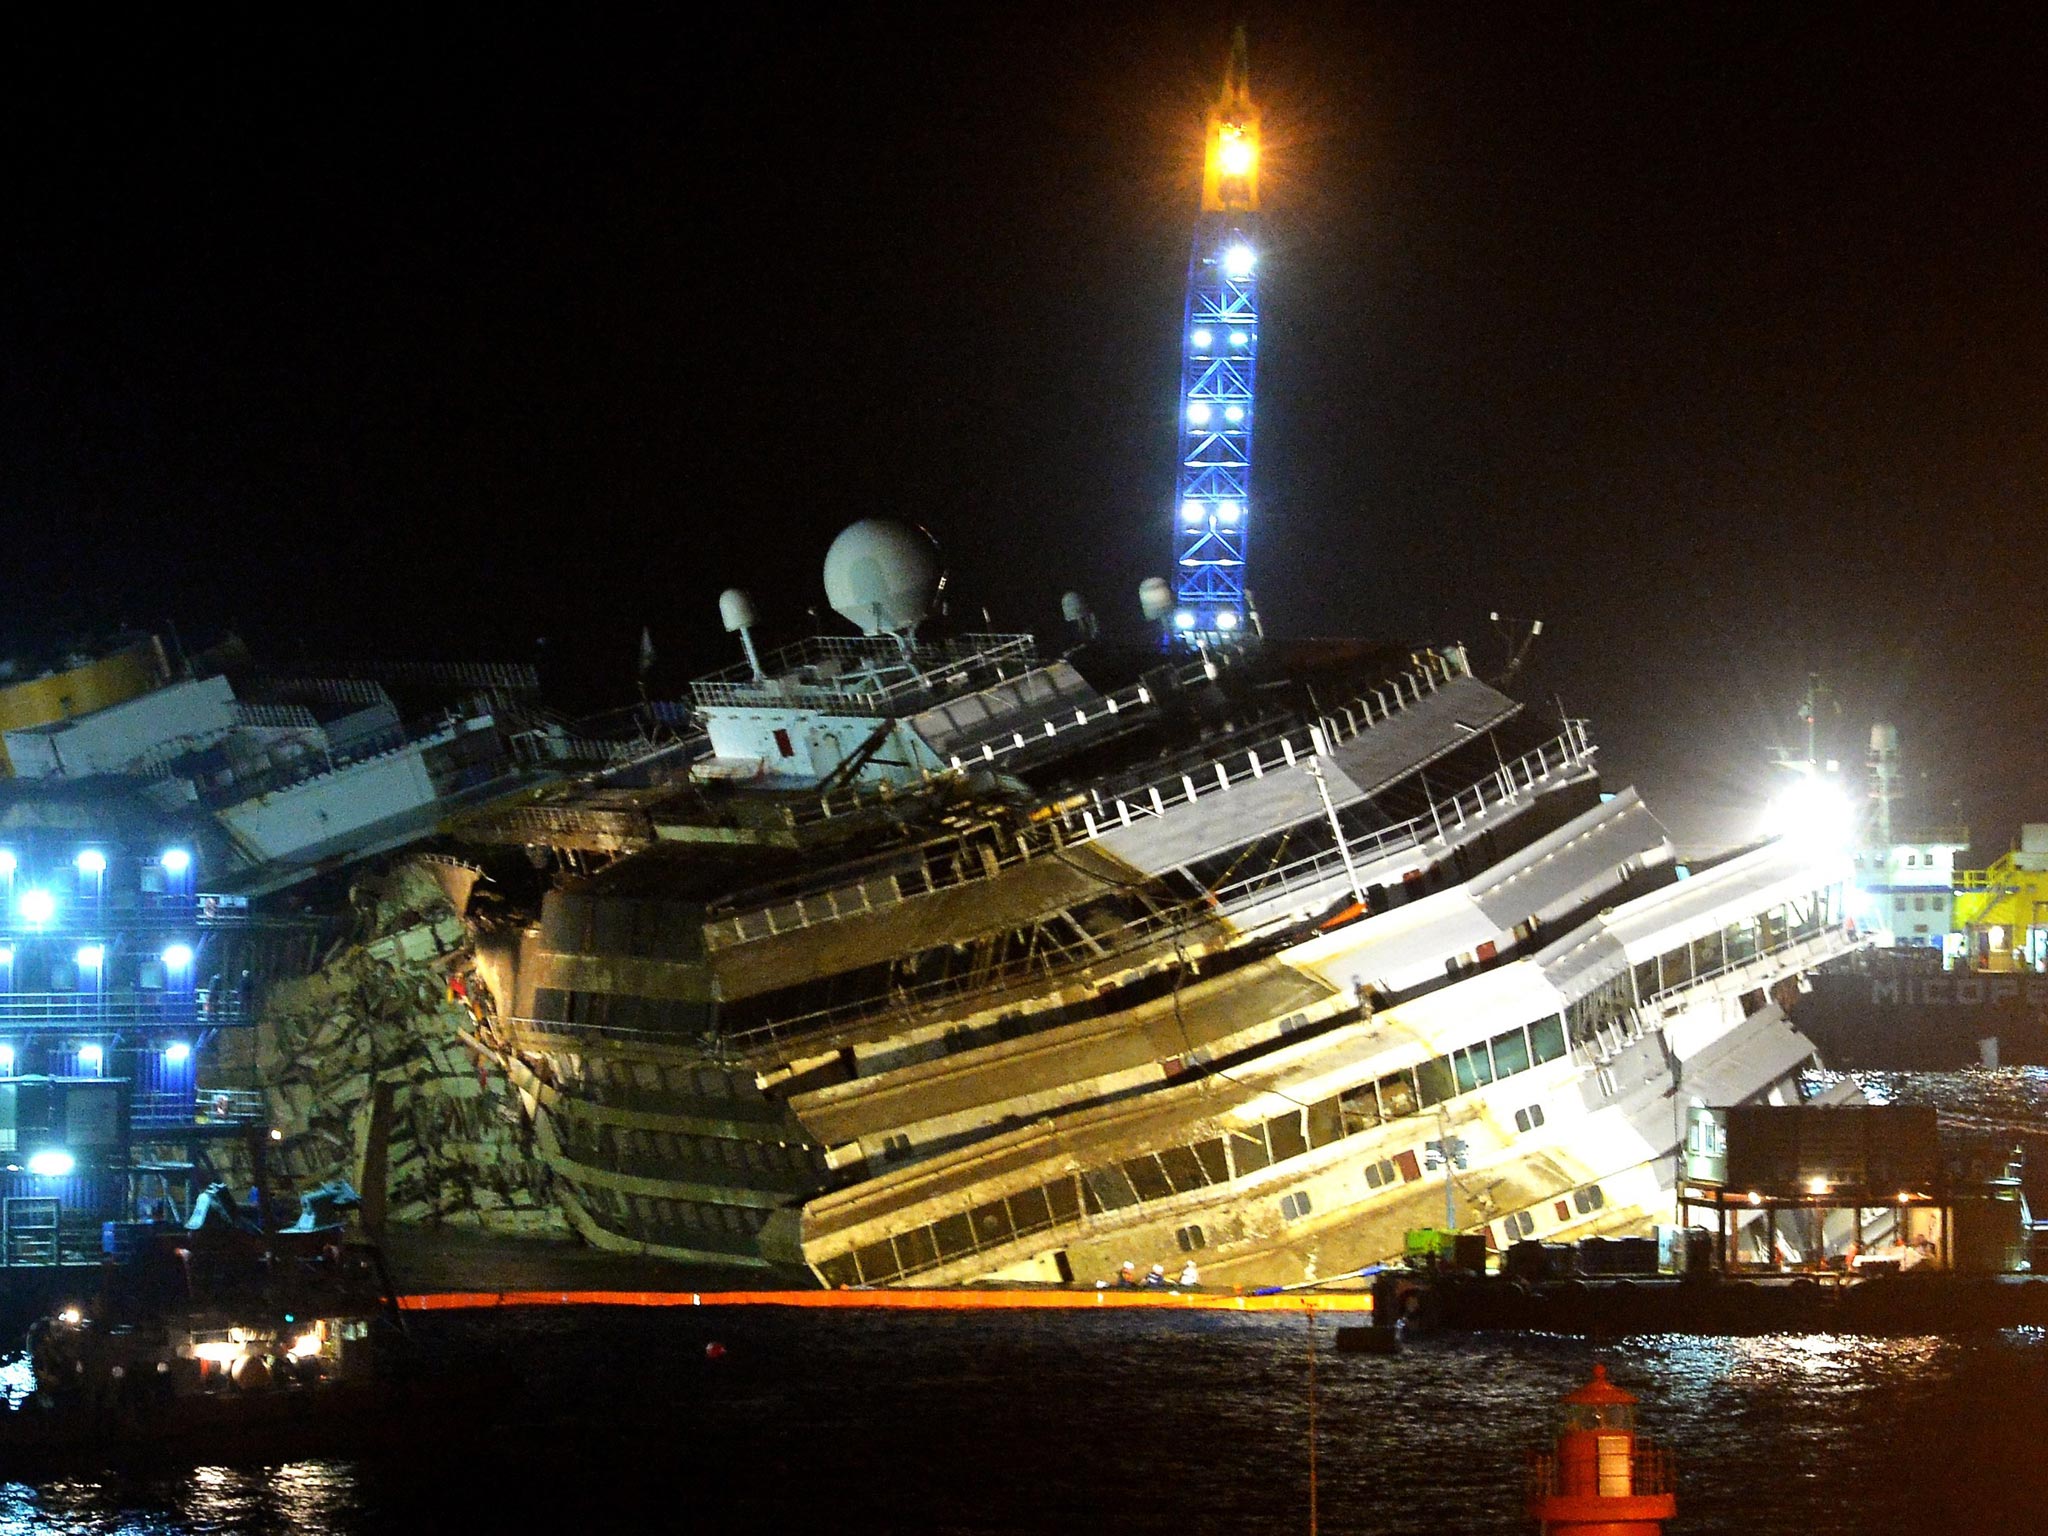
442,536 -> 1857,1284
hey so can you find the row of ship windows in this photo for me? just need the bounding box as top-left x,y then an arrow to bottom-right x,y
819,1015 -> 1575,1287
560,1121 -> 816,1180
574,1184 -> 770,1247
1494,1185 -> 1605,1245
821,888 -> 1830,1287
1628,888 -> 1837,1002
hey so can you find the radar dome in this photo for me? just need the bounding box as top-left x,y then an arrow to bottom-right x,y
1137,577 -> 1174,621
823,519 -> 941,637
718,588 -> 759,633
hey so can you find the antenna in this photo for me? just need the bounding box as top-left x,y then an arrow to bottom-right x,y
1488,611 -> 1544,687
719,589 -> 766,681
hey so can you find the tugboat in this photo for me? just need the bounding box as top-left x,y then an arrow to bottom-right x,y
0,1179 -> 468,1472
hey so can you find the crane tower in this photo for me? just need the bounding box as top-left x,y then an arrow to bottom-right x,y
1170,29 -> 1261,640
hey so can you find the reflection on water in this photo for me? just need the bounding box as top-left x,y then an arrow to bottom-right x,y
6,1068 -> 2048,1532
0,1311 -> 2044,1533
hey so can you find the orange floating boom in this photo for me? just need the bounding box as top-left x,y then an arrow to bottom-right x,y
398,1288 -> 1375,1314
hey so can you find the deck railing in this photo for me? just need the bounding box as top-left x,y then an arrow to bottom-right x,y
715,725 -> 1596,1051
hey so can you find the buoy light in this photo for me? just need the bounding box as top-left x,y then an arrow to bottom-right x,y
28,1149 -> 75,1177
74,850 -> 105,876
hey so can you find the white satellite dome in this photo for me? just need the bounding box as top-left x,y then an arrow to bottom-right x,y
823,519 -> 941,637
718,588 -> 759,633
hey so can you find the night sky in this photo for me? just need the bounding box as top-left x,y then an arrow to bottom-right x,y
4,7 -> 2043,852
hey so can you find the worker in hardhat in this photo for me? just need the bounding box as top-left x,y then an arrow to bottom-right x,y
1144,1263 -> 1168,1288
1179,1258 -> 1200,1288
1115,1261 -> 1139,1288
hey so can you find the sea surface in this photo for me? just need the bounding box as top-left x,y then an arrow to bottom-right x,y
4,1069 -> 2048,1535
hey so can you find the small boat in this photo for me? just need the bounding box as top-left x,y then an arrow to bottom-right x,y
0,1181 -> 492,1473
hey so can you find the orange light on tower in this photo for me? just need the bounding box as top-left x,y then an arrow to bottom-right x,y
1200,29 -> 1259,214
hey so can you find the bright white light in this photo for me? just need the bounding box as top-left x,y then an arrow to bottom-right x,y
74,850 -> 105,877
17,889 -> 54,926
74,945 -> 103,970
1223,244 -> 1256,278
1216,500 -> 1241,524
1190,329 -> 1212,349
1173,610 -> 1197,631
162,943 -> 194,971
160,848 -> 191,875
1229,331 -> 1249,346
1807,1176 -> 1830,1195
0,851 -> 15,878
191,1341 -> 242,1365
28,1149 -> 74,1178
1217,132 -> 1254,178
287,1329 -> 323,1361
0,947 -> 13,966
1224,404 -> 1245,423
0,1045 -> 14,1074
57,1306 -> 81,1327
1181,499 -> 1204,524
1216,611 -> 1239,632
77,1044 -> 103,1071
164,1041 -> 191,1066
1762,774 -> 1856,853
1186,401 -> 1212,426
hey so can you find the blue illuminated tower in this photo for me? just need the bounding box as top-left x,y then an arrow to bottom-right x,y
1172,30 -> 1260,640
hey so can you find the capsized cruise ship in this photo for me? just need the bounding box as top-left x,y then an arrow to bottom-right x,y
450,519 -> 1860,1287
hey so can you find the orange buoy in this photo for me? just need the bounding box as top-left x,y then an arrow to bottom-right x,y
1526,1364 -> 1676,1535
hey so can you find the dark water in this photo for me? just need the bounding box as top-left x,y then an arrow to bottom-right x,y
3,1309 -> 2046,1534
9,1068 -> 2048,1534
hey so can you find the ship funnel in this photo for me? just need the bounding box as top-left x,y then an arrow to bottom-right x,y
823,519 -> 942,643
719,588 -> 765,681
